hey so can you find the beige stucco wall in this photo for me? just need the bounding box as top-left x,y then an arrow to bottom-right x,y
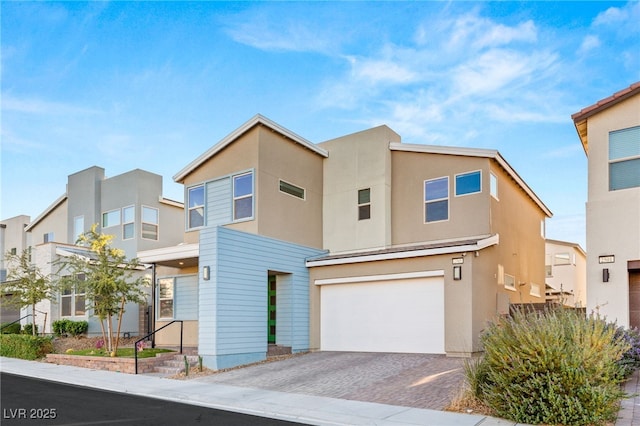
391,152 -> 491,244
180,124 -> 324,248
545,240 -> 587,307
319,126 -> 399,253
27,199 -> 68,246
583,94 -> 640,326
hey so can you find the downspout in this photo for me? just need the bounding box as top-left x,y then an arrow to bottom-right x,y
151,263 -> 156,348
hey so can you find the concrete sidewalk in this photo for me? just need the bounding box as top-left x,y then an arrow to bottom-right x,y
0,357 -> 520,426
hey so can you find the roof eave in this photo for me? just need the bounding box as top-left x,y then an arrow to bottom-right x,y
173,114 -> 328,183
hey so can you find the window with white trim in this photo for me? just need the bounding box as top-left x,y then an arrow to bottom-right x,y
44,232 -> 54,243
73,216 -> 84,243
455,170 -> 481,196
233,172 -> 253,220
530,283 -> 541,298
358,188 -> 371,220
545,254 -> 553,277
61,274 -> 86,317
142,206 -> 159,240
609,126 -> 640,191
158,278 -> 174,319
504,274 -> 516,291
554,252 -> 573,266
102,209 -> 120,228
490,172 -> 498,199
187,185 -> 205,229
424,177 -> 449,223
122,206 -> 135,240
279,180 -> 305,200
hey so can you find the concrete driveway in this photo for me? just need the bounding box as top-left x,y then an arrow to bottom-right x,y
194,352 -> 467,410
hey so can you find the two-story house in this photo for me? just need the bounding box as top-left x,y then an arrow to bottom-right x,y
572,82 -> 640,328
20,166 -> 184,335
0,215 -> 32,324
545,239 -> 587,308
139,114 -> 551,370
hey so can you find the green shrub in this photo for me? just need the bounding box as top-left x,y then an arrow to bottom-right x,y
0,334 -> 53,360
0,322 -> 21,334
614,326 -> 640,377
21,323 -> 38,335
470,307 -> 628,425
52,319 -> 88,336
67,320 -> 88,336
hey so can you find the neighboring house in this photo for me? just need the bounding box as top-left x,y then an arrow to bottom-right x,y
19,166 -> 184,335
572,82 -> 640,328
545,239 -> 587,308
0,215 -> 31,324
139,114 -> 552,369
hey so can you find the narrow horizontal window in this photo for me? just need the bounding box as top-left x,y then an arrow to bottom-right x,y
280,180 -> 305,199
102,209 -> 120,228
455,171 -> 481,196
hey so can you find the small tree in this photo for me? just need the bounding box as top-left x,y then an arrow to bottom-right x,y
56,224 -> 148,354
3,249 -> 53,335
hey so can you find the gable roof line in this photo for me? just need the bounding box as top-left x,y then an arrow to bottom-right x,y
390,143 -> 553,217
24,193 -> 67,232
173,114 -> 329,183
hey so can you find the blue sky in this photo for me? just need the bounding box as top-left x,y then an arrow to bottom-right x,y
2,1 -> 639,250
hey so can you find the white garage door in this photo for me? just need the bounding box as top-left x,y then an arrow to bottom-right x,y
320,275 -> 445,354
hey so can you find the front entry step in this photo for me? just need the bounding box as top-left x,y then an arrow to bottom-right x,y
154,354 -> 200,375
268,344 -> 292,357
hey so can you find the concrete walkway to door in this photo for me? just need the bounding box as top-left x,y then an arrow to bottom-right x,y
194,351 -> 466,410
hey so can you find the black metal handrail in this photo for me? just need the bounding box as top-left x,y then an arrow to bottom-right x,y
134,320 -> 183,374
0,314 -> 33,332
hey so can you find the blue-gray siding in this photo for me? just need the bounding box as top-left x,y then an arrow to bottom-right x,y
206,177 -> 232,226
175,274 -> 198,320
198,226 -> 325,370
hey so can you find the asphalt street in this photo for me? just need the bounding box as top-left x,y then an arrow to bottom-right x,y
0,372 -> 304,426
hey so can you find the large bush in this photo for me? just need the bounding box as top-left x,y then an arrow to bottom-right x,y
53,319 -> 89,337
0,322 -> 21,334
0,334 -> 53,360
468,308 -> 629,425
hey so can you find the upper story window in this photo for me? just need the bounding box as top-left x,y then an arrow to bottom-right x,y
358,188 -> 371,220
554,252 -> 574,266
73,216 -> 84,243
490,173 -> 498,199
504,273 -> 516,291
122,206 -> 135,240
279,180 -> 305,200
455,170 -> 481,196
44,232 -> 54,243
187,185 -> 205,229
102,209 -> 120,228
609,126 -> 640,191
142,206 -> 159,240
233,172 -> 253,221
424,177 -> 449,223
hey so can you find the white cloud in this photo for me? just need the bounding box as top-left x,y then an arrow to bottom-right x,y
579,35 -> 601,54
348,56 -> 418,85
1,95 -> 99,115
593,1 -> 640,34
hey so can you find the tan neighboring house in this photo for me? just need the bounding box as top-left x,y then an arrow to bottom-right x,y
18,166 -> 184,335
0,215 -> 31,324
572,82 -> 640,328
545,239 -> 587,308
139,114 -> 551,370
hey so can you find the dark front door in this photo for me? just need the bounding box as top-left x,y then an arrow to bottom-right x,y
268,275 -> 276,344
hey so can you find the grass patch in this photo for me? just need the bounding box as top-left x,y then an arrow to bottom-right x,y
64,347 -> 174,358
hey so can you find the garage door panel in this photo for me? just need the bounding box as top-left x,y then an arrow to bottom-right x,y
320,277 -> 444,354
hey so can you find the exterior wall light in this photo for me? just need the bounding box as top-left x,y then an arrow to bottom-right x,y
453,265 -> 462,281
203,265 -> 210,281
603,268 -> 609,283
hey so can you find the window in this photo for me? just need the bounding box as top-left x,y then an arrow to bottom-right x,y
142,206 -> 159,240
424,177 -> 449,222
504,274 -> 516,291
455,170 -> 481,196
158,278 -> 174,319
540,220 -> 545,238
233,172 -> 253,220
279,180 -> 305,200
490,173 -> 498,199
609,126 -> 640,191
10,248 -> 17,255
73,216 -> 84,243
44,232 -> 54,243
102,209 -> 120,228
545,254 -> 553,277
61,274 -> 86,317
122,206 -> 135,240
187,185 -> 205,229
530,283 -> 541,298
358,188 -> 371,220
554,252 -> 573,265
